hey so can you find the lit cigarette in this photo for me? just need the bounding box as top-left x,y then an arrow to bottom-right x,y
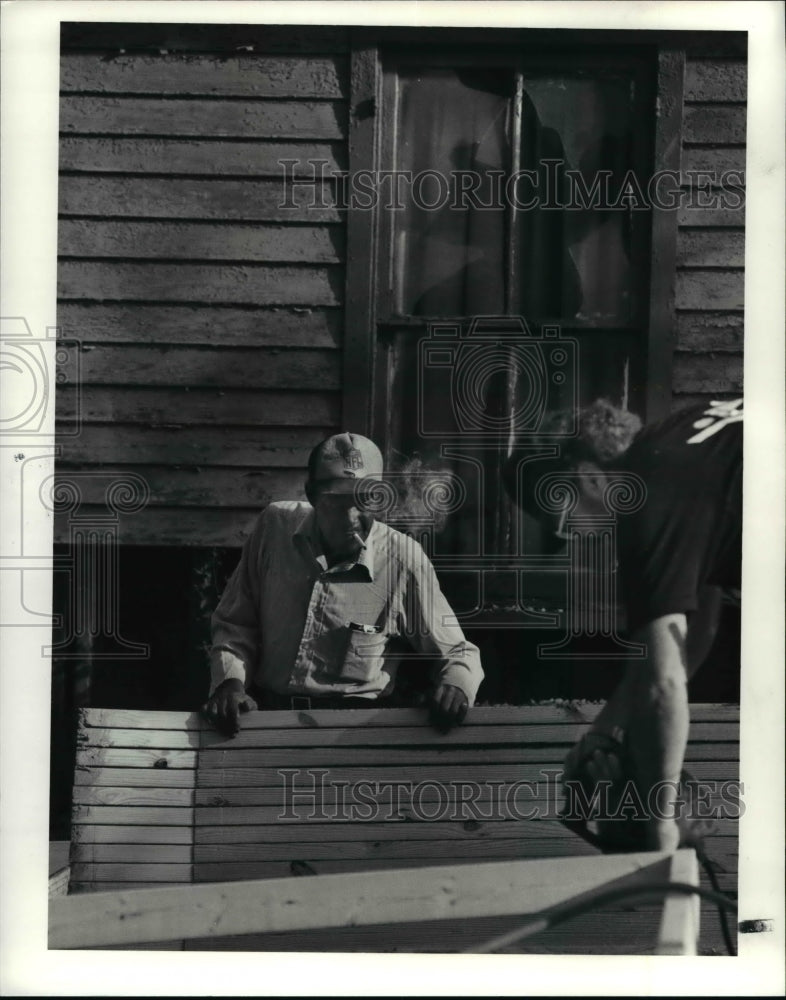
352,531 -> 367,549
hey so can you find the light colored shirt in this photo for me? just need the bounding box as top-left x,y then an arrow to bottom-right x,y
210,501 -> 483,702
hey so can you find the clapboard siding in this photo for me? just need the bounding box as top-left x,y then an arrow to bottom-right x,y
58,263 -> 342,307
57,387 -> 340,426
57,304 -> 342,346
57,30 -> 348,545
673,54 -> 745,411
59,177 -> 340,222
61,55 -> 348,98
60,138 -> 345,176
60,97 -> 347,140
58,426 -> 321,467
59,222 -> 345,263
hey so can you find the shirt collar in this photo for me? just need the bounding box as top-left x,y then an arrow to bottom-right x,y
293,508 -> 376,580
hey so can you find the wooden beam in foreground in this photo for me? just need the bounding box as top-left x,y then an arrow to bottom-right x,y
656,849 -> 701,955
49,851 -> 694,951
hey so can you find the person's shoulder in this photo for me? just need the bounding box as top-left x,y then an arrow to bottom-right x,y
376,522 -> 432,570
252,500 -> 312,536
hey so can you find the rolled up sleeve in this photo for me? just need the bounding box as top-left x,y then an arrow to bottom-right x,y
403,545 -> 484,704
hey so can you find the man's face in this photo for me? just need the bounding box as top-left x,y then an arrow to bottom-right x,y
312,488 -> 375,558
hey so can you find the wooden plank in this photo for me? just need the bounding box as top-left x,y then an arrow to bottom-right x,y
656,849 -> 700,955
72,844 -> 192,864
56,303 -> 342,347
645,49 -> 684,422
193,838 -> 596,865
683,105 -> 746,145
56,386 -> 341,427
59,23 -> 350,54
54,506 -> 262,547
74,767 -> 197,789
70,862 -> 193,884
81,708 -> 203,729
195,740 -> 741,770
72,805 -> 195,826
681,147 -> 745,175
81,703 -> 739,730
72,825 -> 193,846
58,263 -> 342,308
76,747 -> 197,769
57,426 -> 323,468
58,177 -> 340,222
196,759 -> 738,789
78,726 -> 201,749
59,221 -> 344,263
676,312 -> 744,352
677,206 -> 744,227
676,230 -> 744,269
61,54 -> 347,98
194,816 -> 739,843
673,353 -> 743,394
684,60 -> 747,102
675,270 -> 744,310
53,344 -> 339,388
74,704 -> 739,734
197,724 -> 741,752
48,851 -> 675,948
59,137 -> 346,176
54,466 -> 305,510
60,97 -> 347,139
72,787 -> 195,807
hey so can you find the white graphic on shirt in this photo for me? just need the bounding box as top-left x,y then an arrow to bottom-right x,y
686,398 -> 743,445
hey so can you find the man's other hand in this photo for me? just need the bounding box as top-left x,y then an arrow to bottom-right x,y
429,683 -> 468,731
202,678 -> 257,736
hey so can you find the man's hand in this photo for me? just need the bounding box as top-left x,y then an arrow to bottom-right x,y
202,678 -> 257,736
429,683 -> 468,731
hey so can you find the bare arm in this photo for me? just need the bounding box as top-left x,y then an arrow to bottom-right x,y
625,613 -> 691,850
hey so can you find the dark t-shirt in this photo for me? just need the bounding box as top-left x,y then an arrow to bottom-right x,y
618,399 -> 742,632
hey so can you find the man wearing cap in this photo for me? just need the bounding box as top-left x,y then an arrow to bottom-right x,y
203,432 -> 484,735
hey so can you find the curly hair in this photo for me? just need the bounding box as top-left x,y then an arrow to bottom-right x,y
504,399 -> 642,515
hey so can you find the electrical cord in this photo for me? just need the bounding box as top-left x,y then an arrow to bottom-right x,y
463,880 -> 738,954
696,846 -> 737,956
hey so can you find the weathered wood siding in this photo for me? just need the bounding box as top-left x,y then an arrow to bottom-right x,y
674,51 -> 746,410
56,25 -> 349,545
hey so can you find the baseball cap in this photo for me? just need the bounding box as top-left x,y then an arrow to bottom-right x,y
308,432 -> 384,493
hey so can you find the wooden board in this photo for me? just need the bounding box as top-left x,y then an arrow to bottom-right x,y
61,54 -> 348,98
684,60 -> 747,102
57,426 -> 324,468
675,312 -> 744,353
675,270 -> 744,311
673,353 -> 743,395
58,264 -> 342,308
56,386 -> 341,427
56,303 -> 342,347
52,344 -> 340,389
54,466 -> 306,510
79,703 -> 742,729
50,851 -> 683,948
59,138 -> 346,176
59,23 -> 351,54
60,97 -> 347,139
59,221 -> 345,263
54,506 -> 263,547
683,105 -> 746,145
59,177 -> 341,222
676,230 -> 744,269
